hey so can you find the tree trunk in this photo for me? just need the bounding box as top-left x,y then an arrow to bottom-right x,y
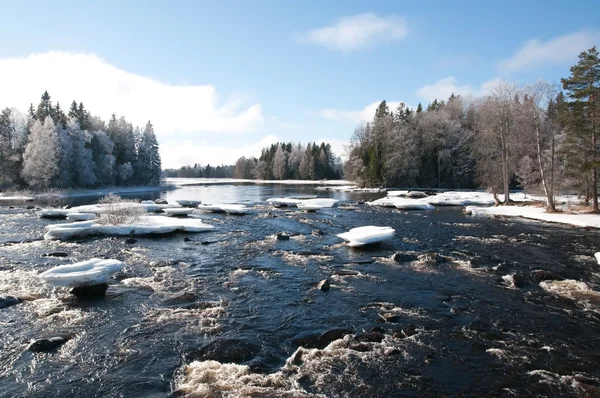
532,105 -> 556,212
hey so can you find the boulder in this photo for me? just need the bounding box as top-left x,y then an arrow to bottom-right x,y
27,335 -> 71,353
316,279 -> 330,292
25,205 -> 35,210
391,252 -> 418,263
511,273 -> 530,288
530,269 -> 564,283
311,229 -> 325,236
0,295 -> 20,309
154,199 -> 168,205
418,252 -> 447,264
292,328 -> 353,349
188,339 -> 261,363
70,283 -> 109,298
42,252 -> 69,258
354,330 -> 384,343
275,232 -> 290,241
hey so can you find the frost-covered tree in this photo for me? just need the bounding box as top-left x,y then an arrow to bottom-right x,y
136,121 -> 161,185
22,118 -> 60,189
68,119 -> 96,187
272,144 -> 287,180
90,130 -> 115,186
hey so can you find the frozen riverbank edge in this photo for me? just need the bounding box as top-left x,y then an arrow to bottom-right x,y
0,185 -> 176,202
465,205 -> 600,229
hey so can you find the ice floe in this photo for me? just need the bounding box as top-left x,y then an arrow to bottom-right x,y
367,197 -> 433,210
163,208 -> 196,216
267,197 -> 304,207
44,215 -> 215,240
197,204 -> 251,214
595,252 -> 600,265
297,198 -> 339,211
38,201 -> 176,218
66,212 -> 97,221
425,191 -> 495,206
39,258 -> 124,287
465,205 -> 600,228
337,226 -> 395,247
176,199 -> 202,207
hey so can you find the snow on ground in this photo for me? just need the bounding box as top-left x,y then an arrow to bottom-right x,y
465,205 -> 600,228
297,198 -> 338,211
39,259 -> 124,287
44,215 -> 215,240
167,178 -> 352,186
337,226 -> 395,247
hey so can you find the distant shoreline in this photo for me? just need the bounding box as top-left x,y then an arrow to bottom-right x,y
0,185 -> 175,203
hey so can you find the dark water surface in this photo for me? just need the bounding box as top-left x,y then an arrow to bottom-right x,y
1,184 -> 599,397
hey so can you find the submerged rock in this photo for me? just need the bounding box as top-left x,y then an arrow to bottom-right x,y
70,283 -> 109,298
391,252 -> 418,263
188,338 -> 261,363
333,269 -> 360,276
25,205 -> 35,210
530,269 -> 564,283
418,251 -> 447,264
27,335 -> 71,353
311,229 -> 325,236
0,295 -> 20,309
42,252 -> 69,258
292,328 -> 353,349
316,279 -> 330,291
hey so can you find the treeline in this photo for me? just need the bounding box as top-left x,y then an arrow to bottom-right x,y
0,91 -> 161,189
346,46 -> 600,212
163,164 -> 235,178
234,142 -> 343,180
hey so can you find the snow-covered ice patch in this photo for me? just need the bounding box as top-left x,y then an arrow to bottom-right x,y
297,198 -> 338,211
163,208 -> 196,216
176,199 -> 202,207
426,191 -> 495,206
44,215 -> 215,240
337,226 -> 395,247
387,190 -> 409,197
198,204 -> 251,214
367,197 -> 433,210
267,197 -> 304,207
39,258 -> 124,287
465,205 -> 600,228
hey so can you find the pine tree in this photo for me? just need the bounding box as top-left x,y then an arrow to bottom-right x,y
136,121 -> 161,185
416,103 -> 423,113
561,46 -> 600,212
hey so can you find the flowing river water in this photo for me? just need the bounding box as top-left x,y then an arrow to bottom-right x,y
1,184 -> 599,397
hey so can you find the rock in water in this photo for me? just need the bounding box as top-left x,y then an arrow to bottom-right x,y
418,252 -> 447,264
292,328 -> 353,349
125,238 -> 137,244
42,252 -> 69,258
70,283 -> 109,298
188,339 -> 261,363
28,335 -> 71,352
317,279 -> 330,291
154,199 -> 168,205
0,295 -> 20,309
275,232 -> 290,241
25,205 -> 35,210
391,252 -> 417,263
311,229 -> 325,236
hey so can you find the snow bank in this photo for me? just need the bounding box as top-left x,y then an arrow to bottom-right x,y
367,197 -> 433,210
465,205 -> 600,228
39,258 -> 124,287
297,198 -> 339,211
163,208 -> 195,216
44,216 -> 215,240
66,212 -> 97,221
425,191 -> 495,206
337,226 -> 395,247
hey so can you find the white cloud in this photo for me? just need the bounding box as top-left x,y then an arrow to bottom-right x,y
319,100 -> 413,123
499,31 -> 600,72
297,13 -> 408,52
160,134 -> 279,169
0,52 -> 263,135
415,76 -> 503,103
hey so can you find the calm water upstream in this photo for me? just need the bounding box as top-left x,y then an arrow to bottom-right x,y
1,184 -> 599,397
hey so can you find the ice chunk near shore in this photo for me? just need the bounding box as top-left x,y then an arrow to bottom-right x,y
163,208 -> 196,216
337,226 -> 395,247
595,252 -> 600,265
426,191 -> 495,206
197,204 -> 251,214
367,197 -> 433,210
66,212 -> 97,221
387,190 -> 409,197
266,197 -> 304,207
297,198 -> 338,211
176,199 -> 202,207
44,216 -> 215,240
39,258 -> 124,287
38,209 -> 70,218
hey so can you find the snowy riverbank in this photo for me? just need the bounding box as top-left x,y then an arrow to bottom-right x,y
465,205 -> 600,228
0,185 -> 175,203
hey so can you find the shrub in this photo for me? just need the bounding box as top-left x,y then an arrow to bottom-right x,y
97,193 -> 145,225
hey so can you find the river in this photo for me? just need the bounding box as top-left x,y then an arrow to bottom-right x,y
1,184 -> 599,397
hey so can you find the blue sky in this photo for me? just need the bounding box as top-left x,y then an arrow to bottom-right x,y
0,0 -> 598,167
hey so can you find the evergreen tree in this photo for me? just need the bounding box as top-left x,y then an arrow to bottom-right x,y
561,46 -> 600,212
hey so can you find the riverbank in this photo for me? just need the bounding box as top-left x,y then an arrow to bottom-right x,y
0,185 -> 175,203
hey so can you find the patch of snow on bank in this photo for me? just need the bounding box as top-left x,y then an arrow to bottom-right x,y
39,258 -> 124,287
465,206 -> 600,228
426,191 -> 495,206
337,226 -> 395,247
367,197 -> 433,210
44,216 -> 215,240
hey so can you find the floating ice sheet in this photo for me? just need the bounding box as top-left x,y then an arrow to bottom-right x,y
39,258 -> 124,287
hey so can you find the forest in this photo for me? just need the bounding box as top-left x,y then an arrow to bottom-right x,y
0,91 -> 161,190
345,47 -> 600,212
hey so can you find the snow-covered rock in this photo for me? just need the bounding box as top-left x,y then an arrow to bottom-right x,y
367,197 -> 433,210
39,258 -> 124,287
297,198 -> 338,211
163,208 -> 196,216
176,199 -> 202,207
266,198 -> 304,207
197,204 -> 250,214
337,226 -> 395,247
66,212 -> 97,221
465,205 -> 600,229
44,216 -> 215,240
387,190 -> 409,197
